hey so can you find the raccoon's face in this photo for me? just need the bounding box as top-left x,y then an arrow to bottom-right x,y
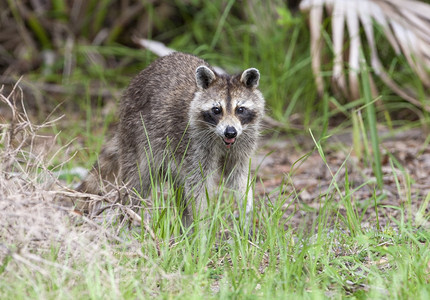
190,66 -> 265,149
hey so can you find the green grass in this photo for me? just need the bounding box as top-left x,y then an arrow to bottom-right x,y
2,0 -> 430,299
1,171 -> 430,299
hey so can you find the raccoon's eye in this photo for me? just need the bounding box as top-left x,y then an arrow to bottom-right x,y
212,107 -> 222,114
236,106 -> 246,114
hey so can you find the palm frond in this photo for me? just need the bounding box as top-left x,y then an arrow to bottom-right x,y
300,0 -> 430,111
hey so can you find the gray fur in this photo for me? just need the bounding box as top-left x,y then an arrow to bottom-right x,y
78,52 -> 265,227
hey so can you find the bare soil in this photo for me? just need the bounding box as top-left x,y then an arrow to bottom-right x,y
253,128 -> 430,230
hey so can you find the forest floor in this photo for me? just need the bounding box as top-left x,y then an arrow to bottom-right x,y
254,128 -> 430,230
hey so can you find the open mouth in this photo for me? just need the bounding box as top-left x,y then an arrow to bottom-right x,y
223,137 -> 236,148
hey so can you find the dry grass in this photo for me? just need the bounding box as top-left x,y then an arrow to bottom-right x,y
0,83 -> 145,296
300,0 -> 430,108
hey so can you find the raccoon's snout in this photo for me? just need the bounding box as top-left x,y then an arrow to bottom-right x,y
224,126 -> 237,138
223,126 -> 237,149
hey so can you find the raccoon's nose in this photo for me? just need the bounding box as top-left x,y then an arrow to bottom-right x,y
224,126 -> 237,138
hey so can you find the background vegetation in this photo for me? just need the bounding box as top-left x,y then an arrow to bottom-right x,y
1,0 -> 429,299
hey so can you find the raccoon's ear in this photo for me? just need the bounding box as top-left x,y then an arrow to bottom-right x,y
196,66 -> 216,89
240,68 -> 260,89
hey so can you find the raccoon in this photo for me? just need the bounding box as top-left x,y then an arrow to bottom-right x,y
78,52 -> 265,227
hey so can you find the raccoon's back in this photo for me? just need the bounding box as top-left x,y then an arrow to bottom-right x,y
119,53 -> 211,154
121,53 -> 209,120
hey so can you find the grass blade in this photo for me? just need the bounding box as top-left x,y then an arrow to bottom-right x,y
361,61 -> 383,189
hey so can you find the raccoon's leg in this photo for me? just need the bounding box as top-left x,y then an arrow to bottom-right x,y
182,176 -> 206,228
119,151 -> 154,206
181,165 -> 217,228
225,159 -> 254,230
76,136 -> 120,212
